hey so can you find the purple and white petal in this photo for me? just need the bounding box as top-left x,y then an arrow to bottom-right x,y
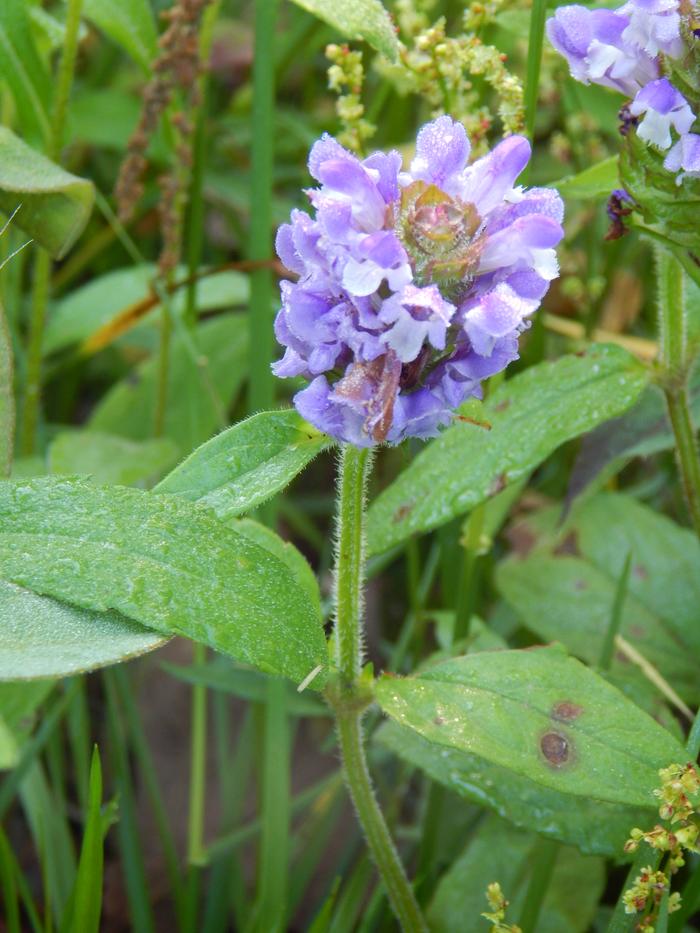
630,78 -> 695,150
409,116 -> 471,193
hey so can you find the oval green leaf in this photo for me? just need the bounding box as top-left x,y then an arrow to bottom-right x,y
0,580 -> 166,681
49,431 -> 178,486
0,477 -> 327,686
289,0 -> 399,61
496,493 -> 700,702
0,300 -> 13,478
552,156 -> 619,201
0,127 -> 94,258
367,344 -> 649,556
377,720 -> 650,855
82,0 -> 158,72
375,645 -> 685,808
156,410 -> 333,518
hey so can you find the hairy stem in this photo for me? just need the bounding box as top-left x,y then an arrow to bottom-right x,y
656,246 -> 700,537
331,445 -> 427,932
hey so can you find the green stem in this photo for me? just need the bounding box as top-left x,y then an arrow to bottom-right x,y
187,641 -> 207,868
331,445 -> 427,933
20,0 -> 84,455
523,0 -> 547,142
656,247 -> 700,538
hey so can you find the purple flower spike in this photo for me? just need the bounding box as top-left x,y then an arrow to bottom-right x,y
272,118 -> 564,446
630,78 -> 695,150
546,6 -> 658,97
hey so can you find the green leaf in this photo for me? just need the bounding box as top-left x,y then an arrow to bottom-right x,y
367,344 -> 649,555
553,156 -> 619,201
0,477 -> 327,685
157,410 -> 332,518
43,265 -> 249,355
376,721 -> 650,855
0,580 -> 166,681
0,717 -> 17,770
621,129 -> 700,255
496,493 -> 700,701
375,645 -> 684,808
0,0 -> 51,143
89,313 -> 249,454
288,0 -> 399,61
0,299 -> 13,478
0,681 -> 54,743
162,659 -> 330,717
568,363 -> 700,505
82,0 -> 158,72
49,431 -> 178,486
0,127 -> 95,258
428,815 -> 605,933
61,748 -> 105,933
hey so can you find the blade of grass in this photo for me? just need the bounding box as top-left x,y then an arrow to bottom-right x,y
599,551 -> 632,670
61,747 -> 105,933
518,837 -> 559,933
0,823 -> 20,933
66,677 -> 92,813
20,763 -> 76,926
0,681 -> 78,821
111,666 -> 185,922
524,0 -> 547,143
104,670 -> 156,933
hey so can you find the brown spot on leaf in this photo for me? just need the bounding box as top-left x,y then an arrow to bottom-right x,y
489,472 -> 508,496
551,701 -> 583,722
574,579 -> 588,591
630,624 -> 646,638
457,414 -> 492,430
494,398 -> 510,413
540,731 -> 571,767
633,564 -> 649,580
433,716 -> 445,726
554,531 -> 580,557
392,502 -> 414,524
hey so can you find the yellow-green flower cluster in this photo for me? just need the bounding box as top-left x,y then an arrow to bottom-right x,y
325,44 -> 376,154
481,882 -> 522,933
373,2 -> 524,151
622,762 -> 700,930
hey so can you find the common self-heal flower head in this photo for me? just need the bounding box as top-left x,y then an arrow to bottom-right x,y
630,78 -> 695,150
273,117 -> 564,447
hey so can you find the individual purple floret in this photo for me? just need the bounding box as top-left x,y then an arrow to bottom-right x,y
664,133 -> 700,182
545,6 -> 658,97
619,0 -> 683,58
629,78 -> 695,150
272,117 -> 564,447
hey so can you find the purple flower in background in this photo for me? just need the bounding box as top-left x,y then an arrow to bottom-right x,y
545,6 -> 658,96
547,0 -> 697,184
619,0 -> 683,58
630,78 -> 695,150
273,117 -> 564,447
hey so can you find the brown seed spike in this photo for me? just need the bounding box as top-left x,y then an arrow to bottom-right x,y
551,701 -> 583,723
540,732 -> 570,767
